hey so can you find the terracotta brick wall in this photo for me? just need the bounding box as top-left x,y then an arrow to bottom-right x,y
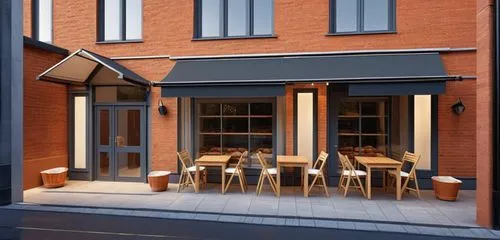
23,46 -> 68,190
476,0 -> 495,228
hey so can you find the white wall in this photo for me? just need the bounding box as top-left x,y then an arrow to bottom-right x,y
297,93 -> 314,162
414,95 -> 431,170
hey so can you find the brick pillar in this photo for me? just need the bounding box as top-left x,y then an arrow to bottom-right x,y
476,0 -> 495,228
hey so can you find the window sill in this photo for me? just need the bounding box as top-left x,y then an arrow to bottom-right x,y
326,31 -> 397,36
96,40 -> 144,44
192,35 -> 277,41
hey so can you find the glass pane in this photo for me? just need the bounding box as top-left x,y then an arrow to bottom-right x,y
335,0 -> 358,32
253,0 -> 273,35
223,135 -> 248,157
38,0 -> 52,43
250,103 -> 272,115
116,109 -> 141,147
250,118 -> 272,133
99,109 -> 110,145
338,135 -> 359,166
200,117 -> 220,133
201,0 -> 222,37
361,102 -> 387,116
200,103 -> 220,116
199,135 -> 221,156
360,136 -> 387,156
118,152 -> 141,177
100,152 -> 110,176
104,0 -> 122,41
249,136 -> 273,168
222,117 -> 248,133
339,102 -> 359,116
338,118 -> 359,134
363,0 -> 389,31
126,0 -> 143,40
361,117 -> 386,134
222,103 -> 248,115
95,87 -> 146,102
74,96 -> 87,169
228,0 -> 248,36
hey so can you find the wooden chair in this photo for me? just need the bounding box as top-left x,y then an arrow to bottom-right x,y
256,151 -> 278,196
224,151 -> 249,193
337,152 -> 367,197
176,150 -> 207,192
387,151 -> 422,198
307,151 -> 329,197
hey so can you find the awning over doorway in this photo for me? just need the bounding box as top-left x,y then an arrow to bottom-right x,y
158,52 -> 459,97
37,49 -> 150,86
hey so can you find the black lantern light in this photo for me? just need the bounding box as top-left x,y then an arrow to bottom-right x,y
451,97 -> 466,115
158,99 -> 167,115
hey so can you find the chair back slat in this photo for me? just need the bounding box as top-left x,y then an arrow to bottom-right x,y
402,151 -> 420,164
337,152 -> 347,171
177,150 -> 193,170
257,152 -> 272,173
314,151 -> 329,171
235,151 -> 248,169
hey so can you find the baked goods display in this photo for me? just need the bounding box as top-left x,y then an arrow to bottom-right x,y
338,145 -> 385,160
198,146 -> 273,168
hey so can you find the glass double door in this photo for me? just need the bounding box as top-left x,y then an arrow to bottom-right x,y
95,106 -> 146,181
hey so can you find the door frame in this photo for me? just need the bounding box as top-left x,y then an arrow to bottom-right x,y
94,102 -> 148,182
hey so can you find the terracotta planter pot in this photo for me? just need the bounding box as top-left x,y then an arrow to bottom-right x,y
40,167 -> 68,188
148,171 -> 171,192
432,176 -> 462,201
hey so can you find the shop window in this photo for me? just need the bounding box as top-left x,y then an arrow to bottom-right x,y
330,0 -> 395,34
195,0 -> 274,39
197,101 -> 274,168
337,99 -> 389,168
73,96 -> 87,169
98,0 -> 143,42
414,95 -> 431,170
32,0 -> 53,43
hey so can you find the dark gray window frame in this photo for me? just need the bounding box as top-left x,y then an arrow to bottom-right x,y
194,0 -> 275,40
31,0 -> 53,43
97,0 -> 143,43
293,89 -> 318,162
329,0 -> 396,35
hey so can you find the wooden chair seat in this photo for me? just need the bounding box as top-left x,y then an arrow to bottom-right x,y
343,170 -> 367,177
387,170 -> 409,178
187,166 -> 206,172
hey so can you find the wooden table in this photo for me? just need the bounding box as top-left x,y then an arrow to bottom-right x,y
195,155 -> 231,194
276,155 -> 309,197
354,156 -> 402,200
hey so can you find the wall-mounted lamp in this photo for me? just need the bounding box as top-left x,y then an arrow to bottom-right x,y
158,99 -> 167,116
451,98 -> 466,115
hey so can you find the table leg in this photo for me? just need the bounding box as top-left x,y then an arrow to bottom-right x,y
366,167 -> 372,200
221,164 -> 226,194
303,165 -> 308,197
276,163 -> 281,197
195,164 -> 200,193
396,166 -> 401,200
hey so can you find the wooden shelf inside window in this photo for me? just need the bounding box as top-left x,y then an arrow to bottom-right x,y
338,133 -> 387,136
339,115 -> 387,118
200,132 -> 272,136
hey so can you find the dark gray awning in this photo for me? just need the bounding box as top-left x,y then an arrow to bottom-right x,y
158,53 -> 459,97
37,49 -> 150,86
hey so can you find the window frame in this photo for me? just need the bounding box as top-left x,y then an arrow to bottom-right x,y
329,0 -> 396,35
194,0 -> 275,40
97,0 -> 144,43
32,0 -> 53,43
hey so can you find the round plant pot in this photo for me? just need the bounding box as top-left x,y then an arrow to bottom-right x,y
40,167 -> 68,188
432,176 -> 462,201
148,171 -> 171,192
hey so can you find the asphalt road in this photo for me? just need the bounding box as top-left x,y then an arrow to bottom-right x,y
0,209 -> 465,240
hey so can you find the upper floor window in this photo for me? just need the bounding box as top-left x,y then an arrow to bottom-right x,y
330,0 -> 395,34
195,0 -> 274,39
97,0 -> 143,42
32,0 -> 53,43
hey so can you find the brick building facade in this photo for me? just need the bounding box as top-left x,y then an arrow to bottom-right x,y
17,0 -> 497,228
